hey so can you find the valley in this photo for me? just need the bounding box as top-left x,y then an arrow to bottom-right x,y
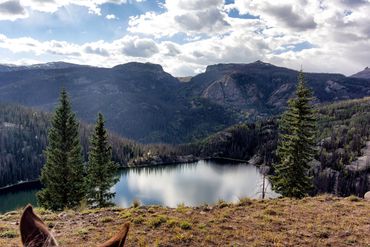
1,62 -> 370,198
1,1 -> 370,246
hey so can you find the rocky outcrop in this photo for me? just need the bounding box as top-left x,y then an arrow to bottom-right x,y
312,154 -> 370,197
201,75 -> 248,109
187,61 -> 370,121
351,67 -> 370,79
347,141 -> 370,172
364,191 -> 370,200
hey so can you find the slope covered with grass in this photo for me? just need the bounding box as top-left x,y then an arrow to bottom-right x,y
0,195 -> 369,246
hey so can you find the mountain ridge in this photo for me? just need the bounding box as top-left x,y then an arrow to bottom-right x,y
1,60 -> 370,143
351,67 -> 370,79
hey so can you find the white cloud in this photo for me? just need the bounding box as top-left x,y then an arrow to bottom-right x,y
105,14 -> 117,19
0,0 -> 370,77
120,36 -> 159,57
0,0 -> 143,19
128,0 -> 230,37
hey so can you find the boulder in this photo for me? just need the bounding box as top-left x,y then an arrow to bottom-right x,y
364,191 -> 370,201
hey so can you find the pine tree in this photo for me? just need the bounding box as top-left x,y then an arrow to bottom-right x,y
85,113 -> 118,207
37,89 -> 85,210
272,71 -> 316,198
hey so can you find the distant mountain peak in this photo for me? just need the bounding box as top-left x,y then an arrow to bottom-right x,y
205,61 -> 274,73
253,60 -> 270,65
112,62 -> 164,73
351,67 -> 370,79
0,61 -> 87,72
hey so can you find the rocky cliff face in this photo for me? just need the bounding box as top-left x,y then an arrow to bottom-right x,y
313,163 -> 370,197
185,61 -> 370,120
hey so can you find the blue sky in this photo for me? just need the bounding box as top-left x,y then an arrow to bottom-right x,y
0,0 -> 369,76
0,1 -> 164,43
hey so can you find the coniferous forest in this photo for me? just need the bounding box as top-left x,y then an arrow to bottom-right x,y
2,96 -> 370,196
0,103 -> 142,188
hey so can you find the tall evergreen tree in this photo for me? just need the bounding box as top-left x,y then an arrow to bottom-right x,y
272,71 -> 316,198
37,89 -> 85,210
85,113 -> 118,207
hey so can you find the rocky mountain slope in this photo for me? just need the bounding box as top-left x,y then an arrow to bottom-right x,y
1,61 -> 370,143
351,67 -> 370,79
0,62 -> 232,143
183,61 -> 370,120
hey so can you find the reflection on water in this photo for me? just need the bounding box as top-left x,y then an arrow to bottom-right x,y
112,160 -> 277,207
0,160 -> 277,213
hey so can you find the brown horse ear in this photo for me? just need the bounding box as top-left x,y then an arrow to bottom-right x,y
98,223 -> 130,247
20,204 -> 58,247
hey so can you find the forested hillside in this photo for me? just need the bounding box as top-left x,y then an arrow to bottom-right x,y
0,104 -> 143,188
174,97 -> 370,196
2,97 -> 370,195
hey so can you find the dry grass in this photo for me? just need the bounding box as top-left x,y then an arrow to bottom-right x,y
0,195 -> 369,246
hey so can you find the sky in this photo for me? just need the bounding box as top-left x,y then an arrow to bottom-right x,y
0,0 -> 369,76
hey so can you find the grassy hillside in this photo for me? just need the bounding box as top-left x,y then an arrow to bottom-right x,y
0,195 -> 369,246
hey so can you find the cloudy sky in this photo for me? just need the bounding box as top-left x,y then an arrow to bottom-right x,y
0,0 -> 369,76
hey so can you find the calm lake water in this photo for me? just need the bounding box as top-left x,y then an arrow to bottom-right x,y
0,160 -> 277,213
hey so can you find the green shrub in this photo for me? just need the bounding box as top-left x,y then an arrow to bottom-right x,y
0,230 -> 17,238
132,216 -> 144,225
100,217 -> 114,223
347,195 -> 360,202
179,221 -> 192,230
147,215 -> 167,228
132,199 -> 141,208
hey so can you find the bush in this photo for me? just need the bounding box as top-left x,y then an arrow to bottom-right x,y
100,217 -> 114,223
132,216 -> 144,225
147,215 -> 167,228
179,221 -> 192,230
132,199 -> 141,208
347,195 -> 361,202
0,230 -> 17,238
238,197 -> 253,206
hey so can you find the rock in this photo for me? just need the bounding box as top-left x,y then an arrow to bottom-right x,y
364,191 -> 370,201
58,212 -> 67,218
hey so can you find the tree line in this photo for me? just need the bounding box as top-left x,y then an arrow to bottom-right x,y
38,89 -> 119,209
0,104 -> 143,188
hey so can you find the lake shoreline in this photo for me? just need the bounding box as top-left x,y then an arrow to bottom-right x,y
1,160 -> 271,213
0,180 -> 41,194
0,157 -> 251,193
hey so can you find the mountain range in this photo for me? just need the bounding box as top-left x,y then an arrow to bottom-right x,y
0,61 -> 369,143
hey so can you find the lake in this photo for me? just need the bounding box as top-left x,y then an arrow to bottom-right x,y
0,160 -> 277,213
